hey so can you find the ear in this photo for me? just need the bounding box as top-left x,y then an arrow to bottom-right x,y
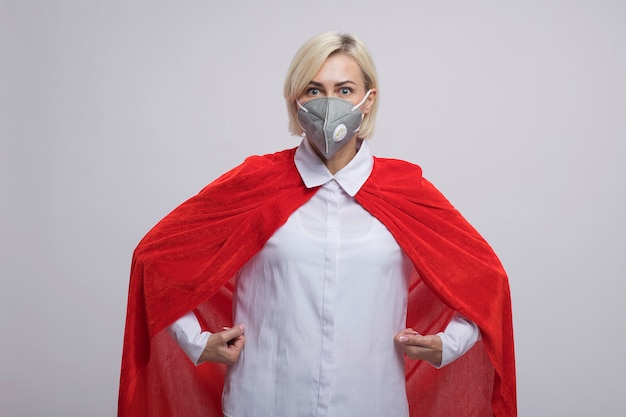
362,88 -> 377,114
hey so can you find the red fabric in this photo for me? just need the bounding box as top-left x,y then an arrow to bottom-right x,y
118,148 -> 516,417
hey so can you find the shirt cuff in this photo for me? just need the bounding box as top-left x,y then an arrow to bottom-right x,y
433,313 -> 481,369
167,311 -> 211,365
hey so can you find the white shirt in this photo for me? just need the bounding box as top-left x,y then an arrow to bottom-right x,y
168,139 -> 480,417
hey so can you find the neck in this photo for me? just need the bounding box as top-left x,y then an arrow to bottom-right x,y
313,135 -> 360,175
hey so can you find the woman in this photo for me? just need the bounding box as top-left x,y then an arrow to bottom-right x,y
118,32 -> 516,417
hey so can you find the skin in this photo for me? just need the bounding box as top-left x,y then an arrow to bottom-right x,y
199,53 -> 442,367
297,53 -> 377,174
199,325 -> 245,364
395,329 -> 443,367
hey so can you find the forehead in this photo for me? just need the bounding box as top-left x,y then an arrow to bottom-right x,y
309,53 -> 364,85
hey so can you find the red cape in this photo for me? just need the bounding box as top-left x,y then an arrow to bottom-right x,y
119,148 -> 516,417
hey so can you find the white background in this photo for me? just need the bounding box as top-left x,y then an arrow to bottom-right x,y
1,1 -> 625,416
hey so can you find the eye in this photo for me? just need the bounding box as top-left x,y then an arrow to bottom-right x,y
307,87 -> 321,96
340,87 -> 352,95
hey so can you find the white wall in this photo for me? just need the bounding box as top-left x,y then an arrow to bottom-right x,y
1,1 -> 624,416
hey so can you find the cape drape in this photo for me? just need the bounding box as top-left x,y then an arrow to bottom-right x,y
118,147 -> 516,417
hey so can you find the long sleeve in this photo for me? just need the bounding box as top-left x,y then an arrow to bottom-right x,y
168,311 -> 481,369
167,312 -> 211,365
435,313 -> 481,368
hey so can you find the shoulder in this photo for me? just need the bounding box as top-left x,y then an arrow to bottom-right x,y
243,147 -> 297,166
203,147 -> 298,191
363,156 -> 453,207
369,156 -> 424,186
234,147 -> 297,173
372,156 -> 423,175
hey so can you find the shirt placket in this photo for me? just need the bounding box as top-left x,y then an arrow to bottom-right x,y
316,181 -> 341,417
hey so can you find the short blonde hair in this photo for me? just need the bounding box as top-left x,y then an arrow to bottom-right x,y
283,31 -> 379,139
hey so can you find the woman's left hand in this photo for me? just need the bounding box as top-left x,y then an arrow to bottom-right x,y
394,328 -> 443,367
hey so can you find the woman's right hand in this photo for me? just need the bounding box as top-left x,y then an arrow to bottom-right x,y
198,325 -> 246,365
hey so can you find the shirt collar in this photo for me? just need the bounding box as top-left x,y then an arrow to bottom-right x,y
294,138 -> 374,197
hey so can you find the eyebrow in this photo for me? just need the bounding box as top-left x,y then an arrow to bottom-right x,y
307,80 -> 358,88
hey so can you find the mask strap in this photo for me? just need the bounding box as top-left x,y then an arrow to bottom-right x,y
351,89 -> 372,111
296,100 -> 308,112
297,89 -> 372,112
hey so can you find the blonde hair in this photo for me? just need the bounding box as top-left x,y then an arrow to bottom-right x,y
283,31 -> 379,139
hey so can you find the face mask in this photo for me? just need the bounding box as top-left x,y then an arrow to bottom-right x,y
297,90 -> 372,159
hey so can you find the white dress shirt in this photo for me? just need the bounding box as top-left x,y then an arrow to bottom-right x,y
168,139 -> 480,417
